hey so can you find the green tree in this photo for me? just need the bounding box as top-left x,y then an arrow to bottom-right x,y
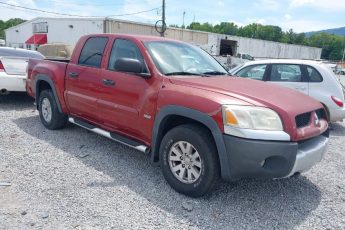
259,25 -> 283,42
186,22 -> 213,32
213,22 -> 238,35
306,33 -> 344,60
0,18 -> 26,39
237,23 -> 258,38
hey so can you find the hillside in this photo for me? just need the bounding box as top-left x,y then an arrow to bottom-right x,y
306,27 -> 345,36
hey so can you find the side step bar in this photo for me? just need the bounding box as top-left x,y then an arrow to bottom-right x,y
68,117 -> 149,153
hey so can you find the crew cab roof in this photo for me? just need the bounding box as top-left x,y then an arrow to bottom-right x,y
81,33 -> 185,43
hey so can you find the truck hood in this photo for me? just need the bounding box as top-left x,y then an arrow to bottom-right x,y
169,76 -> 322,115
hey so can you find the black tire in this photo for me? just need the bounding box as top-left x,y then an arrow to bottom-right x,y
38,89 -> 68,130
159,124 -> 220,197
321,103 -> 330,122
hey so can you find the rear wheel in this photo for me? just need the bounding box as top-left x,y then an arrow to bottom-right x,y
160,124 -> 219,197
38,89 -> 67,130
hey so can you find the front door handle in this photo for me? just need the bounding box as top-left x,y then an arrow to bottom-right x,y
295,86 -> 307,90
69,72 -> 78,78
102,79 -> 115,86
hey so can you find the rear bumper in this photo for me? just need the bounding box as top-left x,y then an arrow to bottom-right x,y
222,130 -> 329,180
0,74 -> 26,92
329,107 -> 345,122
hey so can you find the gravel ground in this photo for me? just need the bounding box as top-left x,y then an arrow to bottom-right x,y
1,93 -> 345,230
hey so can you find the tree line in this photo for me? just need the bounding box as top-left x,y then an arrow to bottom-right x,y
0,18 -> 26,39
171,22 -> 345,61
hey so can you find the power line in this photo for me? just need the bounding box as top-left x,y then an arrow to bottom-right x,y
0,1 -> 160,18
48,0 -> 154,7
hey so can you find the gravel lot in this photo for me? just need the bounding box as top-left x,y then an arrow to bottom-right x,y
1,92 -> 345,230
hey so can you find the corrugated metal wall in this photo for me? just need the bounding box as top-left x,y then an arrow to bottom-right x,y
207,34 -> 322,59
5,17 -> 321,60
105,20 -> 208,45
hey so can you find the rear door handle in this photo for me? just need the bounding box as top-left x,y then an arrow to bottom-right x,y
69,72 -> 78,78
102,79 -> 115,86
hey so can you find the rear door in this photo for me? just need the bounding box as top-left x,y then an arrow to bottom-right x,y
65,37 -> 108,123
267,64 -> 309,95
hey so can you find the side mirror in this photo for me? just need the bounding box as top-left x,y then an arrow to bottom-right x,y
114,58 -> 150,78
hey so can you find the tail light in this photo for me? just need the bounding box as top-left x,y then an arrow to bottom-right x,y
331,96 -> 344,107
0,61 -> 4,72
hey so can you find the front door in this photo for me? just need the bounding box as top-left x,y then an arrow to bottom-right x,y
98,38 -> 158,142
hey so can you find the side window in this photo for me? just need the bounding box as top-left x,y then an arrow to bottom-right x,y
236,64 -> 267,80
306,66 -> 323,82
108,39 -> 147,73
270,64 -> 302,82
78,37 -> 108,68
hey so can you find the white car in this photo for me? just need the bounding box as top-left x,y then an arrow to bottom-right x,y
0,47 -> 44,95
230,59 -> 345,122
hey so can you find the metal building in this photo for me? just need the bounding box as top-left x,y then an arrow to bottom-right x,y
5,17 -> 322,59
5,17 -> 104,50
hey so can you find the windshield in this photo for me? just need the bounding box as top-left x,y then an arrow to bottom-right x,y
144,41 -> 227,76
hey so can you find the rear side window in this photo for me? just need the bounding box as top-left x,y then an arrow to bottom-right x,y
108,39 -> 147,73
78,37 -> 108,68
270,64 -> 302,82
236,64 -> 267,80
306,66 -> 323,82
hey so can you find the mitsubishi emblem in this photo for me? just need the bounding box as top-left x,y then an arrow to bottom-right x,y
314,112 -> 320,126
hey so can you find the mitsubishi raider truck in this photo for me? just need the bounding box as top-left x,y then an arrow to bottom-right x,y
26,34 -> 329,197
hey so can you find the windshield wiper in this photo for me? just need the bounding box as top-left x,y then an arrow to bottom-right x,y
165,71 -> 209,77
202,71 -> 229,75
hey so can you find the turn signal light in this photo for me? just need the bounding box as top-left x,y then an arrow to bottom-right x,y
225,110 -> 238,126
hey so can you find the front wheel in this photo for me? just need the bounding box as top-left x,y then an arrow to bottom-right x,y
38,89 -> 68,130
160,124 -> 219,197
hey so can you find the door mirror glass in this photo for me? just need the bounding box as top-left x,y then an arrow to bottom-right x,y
114,58 -> 150,78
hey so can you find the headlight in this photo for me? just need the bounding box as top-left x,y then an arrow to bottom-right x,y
222,105 -> 283,131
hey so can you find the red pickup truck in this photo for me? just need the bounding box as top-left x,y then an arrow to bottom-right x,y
27,34 -> 329,197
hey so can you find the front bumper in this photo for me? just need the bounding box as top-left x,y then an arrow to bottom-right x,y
222,130 -> 329,180
329,107 -> 345,122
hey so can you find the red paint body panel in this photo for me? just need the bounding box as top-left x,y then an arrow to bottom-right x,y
26,33 -> 328,146
168,77 -> 326,141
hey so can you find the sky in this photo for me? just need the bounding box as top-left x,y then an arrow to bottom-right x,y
0,0 -> 344,33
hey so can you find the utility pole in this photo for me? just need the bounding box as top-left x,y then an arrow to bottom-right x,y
342,36 -> 345,62
161,0 -> 165,37
182,11 -> 185,29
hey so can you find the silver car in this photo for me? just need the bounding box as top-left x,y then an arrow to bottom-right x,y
0,47 -> 44,95
230,59 -> 345,122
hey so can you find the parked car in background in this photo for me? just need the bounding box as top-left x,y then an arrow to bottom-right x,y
236,52 -> 255,61
0,47 -> 44,95
336,67 -> 345,75
230,59 -> 345,122
27,34 -> 329,197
